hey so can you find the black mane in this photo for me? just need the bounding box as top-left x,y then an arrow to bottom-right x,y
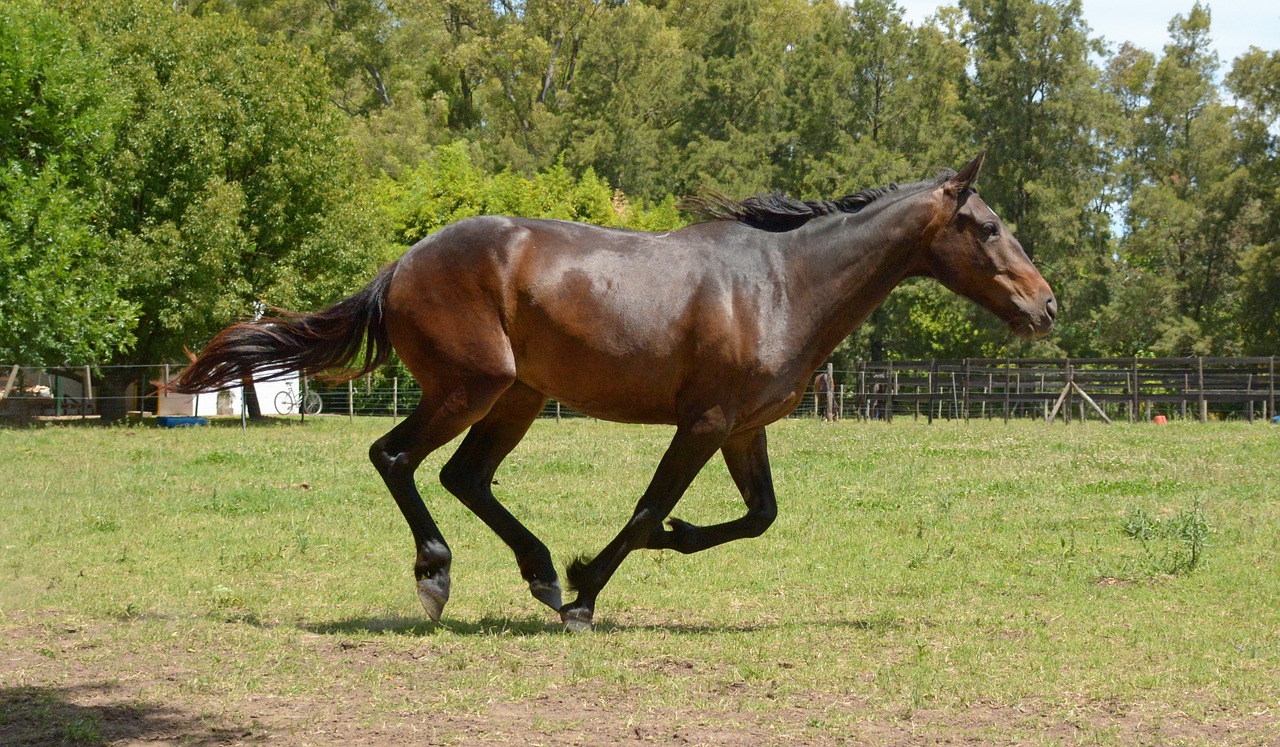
684,170 -> 957,232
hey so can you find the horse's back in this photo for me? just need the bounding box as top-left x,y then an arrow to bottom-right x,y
385,215 -> 797,423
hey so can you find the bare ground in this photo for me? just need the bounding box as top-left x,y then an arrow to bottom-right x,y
2,613 -> 1274,746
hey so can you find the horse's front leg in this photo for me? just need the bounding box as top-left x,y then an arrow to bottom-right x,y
643,427 -> 777,554
438,382 -> 562,613
560,408 -> 731,631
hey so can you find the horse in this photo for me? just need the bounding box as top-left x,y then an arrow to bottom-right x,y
171,153 -> 1055,631
813,370 -> 837,421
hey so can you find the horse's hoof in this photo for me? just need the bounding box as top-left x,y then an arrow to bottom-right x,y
529,578 -> 563,612
560,606 -> 593,633
416,575 -> 450,623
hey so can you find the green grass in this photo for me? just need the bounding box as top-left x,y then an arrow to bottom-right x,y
1,417 -> 1278,744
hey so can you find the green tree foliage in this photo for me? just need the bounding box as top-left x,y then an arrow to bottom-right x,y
63,0 -> 387,367
562,1 -> 693,200
1111,3 -> 1248,355
946,0 -> 1113,361
960,0 -> 1111,264
776,0 -> 918,196
379,142 -> 682,244
0,1 -> 136,365
4,0 -> 1278,370
666,0 -> 801,197
1226,46 -> 1280,355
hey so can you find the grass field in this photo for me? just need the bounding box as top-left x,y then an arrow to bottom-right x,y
1,416 -> 1277,745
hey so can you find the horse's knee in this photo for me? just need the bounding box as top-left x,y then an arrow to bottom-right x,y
438,458 -> 481,501
625,506 -> 666,539
372,442 -> 420,485
743,503 -> 777,537
369,440 -> 394,475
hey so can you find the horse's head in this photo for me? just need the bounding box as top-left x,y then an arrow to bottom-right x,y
918,153 -> 1056,339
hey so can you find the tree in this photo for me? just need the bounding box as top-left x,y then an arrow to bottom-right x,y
561,1 -> 693,201
775,0 -> 920,198
378,142 -> 682,245
0,1 -> 136,365
664,0 -> 805,198
956,0 -> 1113,359
1225,46 -> 1280,354
192,0 -> 460,177
961,0 -> 1111,263
1116,3 -> 1247,355
58,0 -> 389,415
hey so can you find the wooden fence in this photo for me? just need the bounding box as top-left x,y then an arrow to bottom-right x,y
4,357 -> 1278,424
831,357 -> 1278,424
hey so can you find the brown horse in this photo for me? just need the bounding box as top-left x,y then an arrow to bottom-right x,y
172,153 -> 1054,631
813,370 -> 837,421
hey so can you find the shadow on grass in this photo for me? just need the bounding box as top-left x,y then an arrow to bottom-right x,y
302,613 -> 903,637
0,683 -> 249,746
110,601 -> 906,638
302,614 -> 558,637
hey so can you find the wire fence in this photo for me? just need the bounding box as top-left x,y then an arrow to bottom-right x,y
2,357 -> 1277,425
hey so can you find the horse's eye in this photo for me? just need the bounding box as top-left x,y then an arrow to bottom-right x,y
981,221 -> 998,239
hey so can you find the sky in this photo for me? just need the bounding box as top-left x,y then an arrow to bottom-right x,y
895,1 -> 1279,69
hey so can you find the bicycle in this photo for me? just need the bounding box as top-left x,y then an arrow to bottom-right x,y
274,379 -> 322,415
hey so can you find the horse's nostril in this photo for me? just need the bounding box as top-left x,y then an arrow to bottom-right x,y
1045,296 -> 1058,321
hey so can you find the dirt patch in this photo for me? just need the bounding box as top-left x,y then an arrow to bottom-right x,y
0,682 -> 250,747
1,614 -> 1275,746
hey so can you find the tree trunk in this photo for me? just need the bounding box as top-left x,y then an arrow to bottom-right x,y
242,376 -> 264,421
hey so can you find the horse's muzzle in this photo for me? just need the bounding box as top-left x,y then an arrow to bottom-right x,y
1012,289 -> 1057,339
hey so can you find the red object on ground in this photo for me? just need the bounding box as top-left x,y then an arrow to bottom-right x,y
1153,415 -> 1168,425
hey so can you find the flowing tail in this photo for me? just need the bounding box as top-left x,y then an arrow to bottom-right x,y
169,261 -> 399,393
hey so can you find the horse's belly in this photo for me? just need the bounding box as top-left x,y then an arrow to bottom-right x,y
514,346 -> 682,425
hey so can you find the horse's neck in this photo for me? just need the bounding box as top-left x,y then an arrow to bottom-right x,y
781,197 -> 932,369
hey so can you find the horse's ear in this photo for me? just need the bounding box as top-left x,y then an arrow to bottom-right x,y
944,151 -> 986,197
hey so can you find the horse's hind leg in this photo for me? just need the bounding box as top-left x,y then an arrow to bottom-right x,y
644,427 -> 776,554
369,375 -> 513,622
439,381 -> 560,612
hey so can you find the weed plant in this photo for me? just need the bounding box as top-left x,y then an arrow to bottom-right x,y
1122,500 -> 1211,575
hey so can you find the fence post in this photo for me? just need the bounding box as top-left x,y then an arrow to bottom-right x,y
886,361 -> 894,423
1247,373 -> 1254,423
348,379 -> 354,422
1129,357 -> 1138,423
1003,360 -> 1011,424
1,364 -> 17,403
927,360 -> 935,425
950,372 -> 958,420
857,359 -> 867,420
1064,358 -> 1072,425
1270,356 -> 1275,423
393,376 -> 399,424
83,365 -> 92,419
963,358 -> 971,422
1198,357 -> 1207,423
1039,373 -> 1046,420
